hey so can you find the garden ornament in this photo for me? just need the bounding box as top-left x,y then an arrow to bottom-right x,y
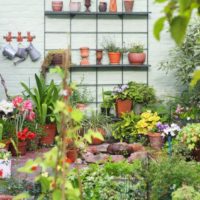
26,43 -> 41,62
14,45 -> 28,65
2,44 -> 17,60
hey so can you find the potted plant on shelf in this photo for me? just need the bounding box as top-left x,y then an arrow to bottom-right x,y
69,1 -> 81,12
52,1 -> 63,12
0,149 -> 11,178
177,123 -> 200,161
103,40 -> 122,64
123,0 -> 134,12
112,84 -> 133,117
21,74 -> 60,146
128,43 -> 146,65
136,110 -> 162,149
100,90 -> 113,116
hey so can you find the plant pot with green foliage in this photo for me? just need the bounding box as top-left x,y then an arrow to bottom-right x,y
100,90 -> 113,116
103,40 -> 123,64
21,74 -> 60,146
128,43 -> 146,65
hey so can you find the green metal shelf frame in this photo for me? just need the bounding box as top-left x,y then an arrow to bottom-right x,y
44,0 -> 150,109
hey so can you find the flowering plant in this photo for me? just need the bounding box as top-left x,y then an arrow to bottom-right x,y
113,84 -> 130,100
0,149 -> 11,160
17,127 -> 36,142
0,100 -> 14,115
156,122 -> 181,137
136,110 -> 160,134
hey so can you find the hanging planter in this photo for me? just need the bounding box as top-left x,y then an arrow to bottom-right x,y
52,1 -> 63,12
148,133 -> 163,150
124,0 -> 134,12
115,99 -> 132,117
40,123 -> 57,146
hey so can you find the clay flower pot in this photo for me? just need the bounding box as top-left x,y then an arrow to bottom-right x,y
148,133 -> 163,150
109,0 -> 117,12
69,2 -> 81,12
92,128 -> 106,145
96,49 -> 103,64
80,47 -> 90,65
115,99 -> 132,117
99,2 -> 107,12
108,52 -> 121,64
128,53 -> 146,65
124,0 -> 134,12
85,0 -> 91,12
52,1 -> 63,12
40,123 -> 57,145
10,141 -> 27,156
66,149 -> 77,163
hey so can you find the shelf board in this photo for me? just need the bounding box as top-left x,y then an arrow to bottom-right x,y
45,11 -> 150,17
70,64 -> 150,71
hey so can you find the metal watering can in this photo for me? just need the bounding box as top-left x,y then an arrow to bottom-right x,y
2,44 -> 17,60
14,45 -> 28,65
26,43 -> 41,62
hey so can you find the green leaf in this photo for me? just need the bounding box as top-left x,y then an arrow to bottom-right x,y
154,17 -> 166,40
170,16 -> 189,45
13,192 -> 30,200
0,123 -> 3,141
38,176 -> 50,193
52,189 -> 62,200
71,109 -> 83,122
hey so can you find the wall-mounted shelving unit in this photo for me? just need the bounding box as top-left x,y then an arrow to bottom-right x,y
44,0 -> 150,109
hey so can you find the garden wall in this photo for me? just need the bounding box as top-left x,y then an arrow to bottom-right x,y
0,0 -> 175,102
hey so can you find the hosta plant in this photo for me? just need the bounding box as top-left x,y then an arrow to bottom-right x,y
177,123 -> 200,150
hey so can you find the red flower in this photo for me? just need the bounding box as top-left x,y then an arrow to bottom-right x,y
26,111 -> 36,121
12,96 -> 23,108
0,169 -> 3,177
17,127 -> 30,141
22,100 -> 33,111
31,165 -> 38,171
22,127 -> 29,134
65,158 -> 72,164
27,132 -> 36,140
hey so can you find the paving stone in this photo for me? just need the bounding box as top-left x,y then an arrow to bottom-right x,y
128,143 -> 145,153
107,142 -> 132,155
82,152 -> 109,163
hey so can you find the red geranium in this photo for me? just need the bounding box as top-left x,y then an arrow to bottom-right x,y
27,132 -> 36,140
17,127 -> 36,141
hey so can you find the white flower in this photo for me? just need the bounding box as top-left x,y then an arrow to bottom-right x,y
187,117 -> 191,121
0,100 -> 14,114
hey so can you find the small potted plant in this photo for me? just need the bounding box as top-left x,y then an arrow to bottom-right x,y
128,43 -> 146,65
103,40 -> 122,64
52,1 -> 63,12
177,123 -> 200,161
136,110 -> 161,149
123,0 -> 134,12
112,84 -> 133,117
100,90 -> 113,116
69,1 -> 81,12
0,149 -> 11,178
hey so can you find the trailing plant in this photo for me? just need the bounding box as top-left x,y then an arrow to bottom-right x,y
112,112 -> 140,142
128,43 -> 144,53
159,20 -> 200,86
21,74 -> 60,125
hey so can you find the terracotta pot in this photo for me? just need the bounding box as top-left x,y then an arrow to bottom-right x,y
124,0 -> 134,12
148,133 -> 163,150
69,2 -> 81,12
109,0 -> 117,12
52,54 -> 63,65
80,47 -> 90,65
92,128 -> 106,145
52,1 -> 63,12
99,2 -> 107,12
40,123 -> 56,145
76,103 -> 87,111
128,53 -> 146,65
108,52 -> 121,64
85,0 -> 91,12
0,195 -> 13,200
10,141 -> 27,156
115,99 -> 132,117
66,149 -> 77,163
96,49 -> 103,64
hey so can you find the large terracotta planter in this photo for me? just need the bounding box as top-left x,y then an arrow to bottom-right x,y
115,99 -> 132,117
40,123 -> 56,145
108,52 -> 121,64
128,53 -> 146,65
124,0 -> 134,12
66,149 -> 77,163
148,133 -> 163,150
109,0 -> 117,12
0,195 -> 13,200
10,141 -> 27,156
52,1 -> 63,12
92,128 -> 106,145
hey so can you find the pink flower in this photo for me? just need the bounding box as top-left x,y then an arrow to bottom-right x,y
12,96 -> 23,108
23,100 -> 33,111
26,111 -> 36,121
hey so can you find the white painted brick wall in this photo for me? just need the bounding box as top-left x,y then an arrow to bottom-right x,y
0,0 -> 175,101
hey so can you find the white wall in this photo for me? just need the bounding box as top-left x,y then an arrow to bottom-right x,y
0,0 -> 176,101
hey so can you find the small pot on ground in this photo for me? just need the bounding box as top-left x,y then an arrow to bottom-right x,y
148,133 -> 163,150
92,128 -> 106,145
128,53 -> 146,65
10,141 -> 27,156
40,123 -> 56,146
52,1 -> 63,12
124,0 -> 134,12
108,52 -> 121,64
115,99 -> 132,117
66,149 -> 77,163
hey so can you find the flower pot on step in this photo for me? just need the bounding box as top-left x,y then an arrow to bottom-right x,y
40,123 -> 56,145
52,1 -> 63,12
148,133 -> 163,150
108,52 -> 121,64
66,149 -> 77,163
115,99 -> 132,117
10,141 -> 27,156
